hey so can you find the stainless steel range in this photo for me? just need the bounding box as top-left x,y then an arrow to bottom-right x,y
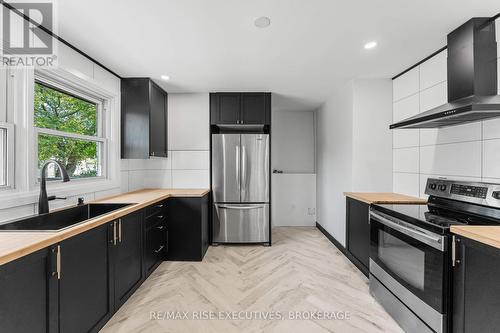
369,178 -> 500,333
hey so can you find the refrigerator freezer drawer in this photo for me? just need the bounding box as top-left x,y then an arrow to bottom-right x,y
213,204 -> 269,243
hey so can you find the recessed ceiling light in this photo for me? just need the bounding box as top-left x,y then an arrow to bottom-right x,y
160,75 -> 170,81
254,16 -> 271,28
364,41 -> 377,49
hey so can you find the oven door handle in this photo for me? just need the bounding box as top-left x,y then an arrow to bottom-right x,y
370,212 -> 445,251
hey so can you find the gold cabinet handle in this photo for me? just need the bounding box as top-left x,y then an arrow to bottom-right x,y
118,219 -> 122,243
113,221 -> 117,245
156,204 -> 164,208
56,245 -> 61,280
157,215 -> 164,219
156,225 -> 165,230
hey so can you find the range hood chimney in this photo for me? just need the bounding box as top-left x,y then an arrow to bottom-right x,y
390,18 -> 500,129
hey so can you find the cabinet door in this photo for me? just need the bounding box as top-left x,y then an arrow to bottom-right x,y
215,93 -> 241,124
59,223 -> 112,333
149,82 -> 167,157
453,237 -> 500,333
0,248 -> 58,333
113,212 -> 143,309
346,198 -> 370,272
241,93 -> 269,125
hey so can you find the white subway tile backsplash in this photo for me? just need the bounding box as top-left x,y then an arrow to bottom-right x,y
393,147 -> 419,173
393,50 -> 500,195
120,171 -> 129,193
128,170 -> 147,191
483,139 -> 500,179
393,94 -> 419,122
393,129 -> 419,148
419,122 -> 481,146
172,170 -> 209,189
419,50 -> 447,91
171,151 -> 209,170
0,204 -> 35,223
393,173 -> 419,197
127,157 -> 171,171
419,81 -> 447,112
144,170 -> 172,188
420,141 -> 481,177
95,188 -> 121,200
393,67 -> 419,102
482,118 -> 500,140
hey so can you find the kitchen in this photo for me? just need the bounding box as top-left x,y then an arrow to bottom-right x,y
0,1 -> 500,333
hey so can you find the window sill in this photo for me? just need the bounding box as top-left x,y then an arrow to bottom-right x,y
0,178 -> 120,210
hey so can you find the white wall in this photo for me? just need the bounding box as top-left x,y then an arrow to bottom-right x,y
316,83 -> 354,245
316,79 -> 392,245
392,31 -> 500,197
352,80 -> 394,192
272,111 -> 315,173
271,110 -> 316,226
121,93 -> 210,192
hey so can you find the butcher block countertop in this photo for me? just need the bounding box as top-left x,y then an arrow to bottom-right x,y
344,192 -> 427,205
0,188 -> 209,266
451,226 -> 500,250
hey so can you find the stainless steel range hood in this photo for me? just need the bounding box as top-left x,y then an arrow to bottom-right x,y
390,18 -> 500,129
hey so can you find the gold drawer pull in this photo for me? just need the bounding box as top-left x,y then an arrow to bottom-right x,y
157,215 -> 164,219
156,225 -> 165,230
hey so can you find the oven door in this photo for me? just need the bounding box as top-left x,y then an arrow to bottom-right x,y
370,210 -> 448,333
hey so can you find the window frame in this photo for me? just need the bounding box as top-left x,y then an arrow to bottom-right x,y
0,121 -> 15,190
32,72 -> 109,186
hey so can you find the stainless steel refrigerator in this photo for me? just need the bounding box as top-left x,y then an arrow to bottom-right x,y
212,133 -> 270,243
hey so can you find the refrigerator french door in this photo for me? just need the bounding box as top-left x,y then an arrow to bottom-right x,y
212,134 -> 270,243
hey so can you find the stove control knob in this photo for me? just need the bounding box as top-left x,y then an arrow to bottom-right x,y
439,185 -> 447,191
492,191 -> 500,199
429,183 -> 437,190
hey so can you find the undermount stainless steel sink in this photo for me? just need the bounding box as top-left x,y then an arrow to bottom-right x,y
0,203 -> 133,232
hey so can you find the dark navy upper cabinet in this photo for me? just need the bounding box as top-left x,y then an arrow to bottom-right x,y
210,92 -> 270,125
121,78 -> 168,158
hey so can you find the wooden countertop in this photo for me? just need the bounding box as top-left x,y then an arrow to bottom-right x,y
451,226 -> 500,250
0,188 -> 209,266
344,192 -> 427,205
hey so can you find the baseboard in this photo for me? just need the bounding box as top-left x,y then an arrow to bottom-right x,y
315,222 -> 347,255
315,222 -> 369,277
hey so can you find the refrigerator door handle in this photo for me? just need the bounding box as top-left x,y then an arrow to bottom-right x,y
218,205 -> 265,210
235,145 -> 240,190
241,145 -> 247,193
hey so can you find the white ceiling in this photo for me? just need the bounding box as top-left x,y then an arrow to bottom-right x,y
57,0 -> 499,111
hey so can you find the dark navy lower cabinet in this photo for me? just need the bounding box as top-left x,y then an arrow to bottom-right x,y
453,236 -> 500,333
0,247 -> 58,333
166,194 -> 209,261
59,223 -> 113,333
112,211 -> 144,310
0,197 -> 209,333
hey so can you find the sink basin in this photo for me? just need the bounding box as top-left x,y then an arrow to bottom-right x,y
0,203 -> 133,232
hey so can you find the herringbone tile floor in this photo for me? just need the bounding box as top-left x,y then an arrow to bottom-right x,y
101,227 -> 403,333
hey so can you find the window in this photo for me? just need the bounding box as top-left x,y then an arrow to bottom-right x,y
0,122 -> 14,189
34,80 -> 106,181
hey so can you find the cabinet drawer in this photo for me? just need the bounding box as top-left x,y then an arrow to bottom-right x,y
145,222 -> 167,273
145,201 -> 167,218
145,212 -> 167,229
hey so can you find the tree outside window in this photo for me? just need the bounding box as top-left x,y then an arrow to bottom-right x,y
34,82 -> 103,179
